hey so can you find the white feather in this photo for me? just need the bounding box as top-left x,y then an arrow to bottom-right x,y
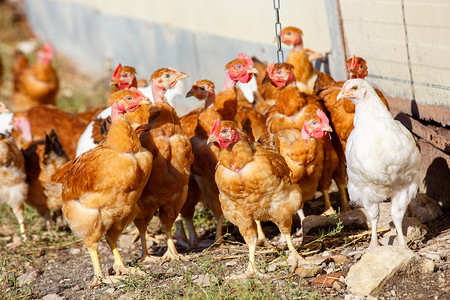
236,76 -> 257,104
75,106 -> 111,157
0,112 -> 14,135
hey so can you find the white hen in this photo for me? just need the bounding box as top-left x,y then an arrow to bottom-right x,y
337,79 -> 421,250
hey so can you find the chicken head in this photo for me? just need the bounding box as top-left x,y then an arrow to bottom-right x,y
207,119 -> 242,149
110,88 -> 150,121
301,109 -> 333,140
225,53 -> 257,84
110,63 -> 137,90
281,26 -> 303,47
337,78 -> 373,104
264,62 -> 296,87
36,43 -> 54,65
346,55 -> 368,79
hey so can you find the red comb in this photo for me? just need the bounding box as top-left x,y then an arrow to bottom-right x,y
350,55 -> 357,70
210,118 -> 221,136
317,109 -> 329,125
112,63 -> 122,80
238,53 -> 254,67
130,87 -> 145,98
267,62 -> 275,75
44,43 -> 54,57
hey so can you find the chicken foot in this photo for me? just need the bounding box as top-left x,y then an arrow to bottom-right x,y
321,190 -> 337,216
337,183 -> 351,213
11,203 -> 27,241
255,221 -> 274,248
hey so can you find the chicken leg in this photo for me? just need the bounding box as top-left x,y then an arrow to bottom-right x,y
391,190 -> 410,249
321,190 -> 337,216
87,245 -> 104,288
255,221 -> 273,247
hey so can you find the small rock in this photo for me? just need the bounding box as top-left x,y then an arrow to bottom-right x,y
267,264 -> 277,272
407,193 -> 442,223
225,261 -> 237,267
322,251 -> 331,257
340,208 -> 369,231
105,287 -> 115,294
294,264 -> 322,278
403,217 -> 428,242
17,270 -> 39,286
344,294 -> 365,300
305,255 -> 329,265
419,251 -> 441,261
366,296 -> 378,300
301,215 -> 338,236
331,255 -> 349,264
42,294 -> 64,300
118,293 -> 133,300
418,258 -> 435,273
194,274 -> 217,287
71,284 -> 80,291
346,246 -> 416,296
351,251 -> 362,261
332,280 -> 346,291
70,248 -> 81,255
325,262 -> 336,274
312,272 -> 343,287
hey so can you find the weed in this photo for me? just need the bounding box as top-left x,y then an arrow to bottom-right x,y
0,257 -> 34,300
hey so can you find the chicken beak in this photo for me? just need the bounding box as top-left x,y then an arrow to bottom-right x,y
322,124 -> 333,133
140,97 -> 152,105
110,80 -> 119,86
247,67 -> 258,74
186,88 -> 194,98
337,90 -> 352,100
207,135 -> 217,145
262,73 -> 271,85
177,72 -> 189,80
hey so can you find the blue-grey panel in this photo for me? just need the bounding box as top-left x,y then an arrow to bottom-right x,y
23,0 -> 289,90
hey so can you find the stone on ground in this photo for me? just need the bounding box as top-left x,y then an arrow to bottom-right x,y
345,246 -> 416,296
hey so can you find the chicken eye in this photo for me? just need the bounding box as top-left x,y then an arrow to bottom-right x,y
287,32 -> 291,35
277,70 -> 282,74
122,73 -> 128,78
126,96 -> 133,101
311,120 -> 317,125
360,65 -> 364,70
165,73 -> 171,78
352,86 -> 358,90
200,86 -> 205,90
236,64 -> 242,69
222,129 -> 228,134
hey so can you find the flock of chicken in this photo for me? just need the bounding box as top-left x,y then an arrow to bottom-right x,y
0,26 -> 421,287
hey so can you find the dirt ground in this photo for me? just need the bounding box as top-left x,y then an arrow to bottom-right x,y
0,2 -> 449,299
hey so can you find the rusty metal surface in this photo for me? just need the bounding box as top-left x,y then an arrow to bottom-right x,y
395,113 -> 450,154
388,96 -> 450,127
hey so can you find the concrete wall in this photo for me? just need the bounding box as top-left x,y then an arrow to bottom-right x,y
24,0 -> 334,91
339,0 -> 450,125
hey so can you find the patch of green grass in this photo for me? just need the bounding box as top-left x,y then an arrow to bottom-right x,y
0,257 -> 34,300
0,204 -> 81,264
115,251 -> 321,300
193,205 -> 216,230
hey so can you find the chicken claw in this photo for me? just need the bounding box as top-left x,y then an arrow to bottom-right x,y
90,275 -> 125,288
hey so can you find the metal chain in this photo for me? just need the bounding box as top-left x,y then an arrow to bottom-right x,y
273,0 -> 284,64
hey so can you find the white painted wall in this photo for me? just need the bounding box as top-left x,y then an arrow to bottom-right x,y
340,0 -> 450,108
